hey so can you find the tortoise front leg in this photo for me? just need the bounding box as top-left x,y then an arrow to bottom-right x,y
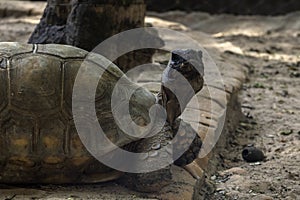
119,124 -> 173,192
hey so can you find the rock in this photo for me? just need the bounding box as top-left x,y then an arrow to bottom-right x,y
226,175 -> 244,184
219,167 -> 247,176
242,146 -> 265,162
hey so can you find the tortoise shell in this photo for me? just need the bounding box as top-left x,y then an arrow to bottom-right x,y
0,42 -> 156,183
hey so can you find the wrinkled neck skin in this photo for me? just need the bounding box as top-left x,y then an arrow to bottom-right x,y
160,49 -> 205,125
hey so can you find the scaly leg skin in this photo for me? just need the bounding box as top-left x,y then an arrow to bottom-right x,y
120,125 -> 174,192
172,119 -> 202,177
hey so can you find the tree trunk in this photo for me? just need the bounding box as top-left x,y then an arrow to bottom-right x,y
29,0 -> 162,72
28,0 -> 71,44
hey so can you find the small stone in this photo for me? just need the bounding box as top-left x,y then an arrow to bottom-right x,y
280,129 -> 293,136
253,82 -> 265,88
266,134 -> 275,138
250,162 -> 262,166
149,151 -> 159,157
242,146 -> 265,162
278,100 -> 285,104
216,188 -> 225,192
240,122 -> 252,130
236,128 -> 243,133
151,143 -> 161,150
219,167 -> 247,176
219,190 -> 225,195
290,72 -> 300,78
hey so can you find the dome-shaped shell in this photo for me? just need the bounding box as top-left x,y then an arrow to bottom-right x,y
0,42 -> 156,183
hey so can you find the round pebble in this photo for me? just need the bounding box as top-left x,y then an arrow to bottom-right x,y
151,143 -> 161,150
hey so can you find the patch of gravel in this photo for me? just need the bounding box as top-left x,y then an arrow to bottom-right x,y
208,16 -> 300,200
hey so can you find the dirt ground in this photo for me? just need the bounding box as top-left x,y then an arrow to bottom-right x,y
149,11 -> 300,200
213,18 -> 300,200
0,5 -> 299,200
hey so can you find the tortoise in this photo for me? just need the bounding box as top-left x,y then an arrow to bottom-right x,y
0,42 -> 204,192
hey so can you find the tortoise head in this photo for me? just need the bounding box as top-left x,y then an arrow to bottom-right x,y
161,49 -> 205,125
169,49 -> 204,79
166,49 -> 205,95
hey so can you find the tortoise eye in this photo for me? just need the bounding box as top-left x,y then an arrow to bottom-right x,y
179,61 -> 190,68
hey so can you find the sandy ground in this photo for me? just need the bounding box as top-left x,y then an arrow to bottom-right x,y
0,4 -> 299,200
148,11 -> 300,200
